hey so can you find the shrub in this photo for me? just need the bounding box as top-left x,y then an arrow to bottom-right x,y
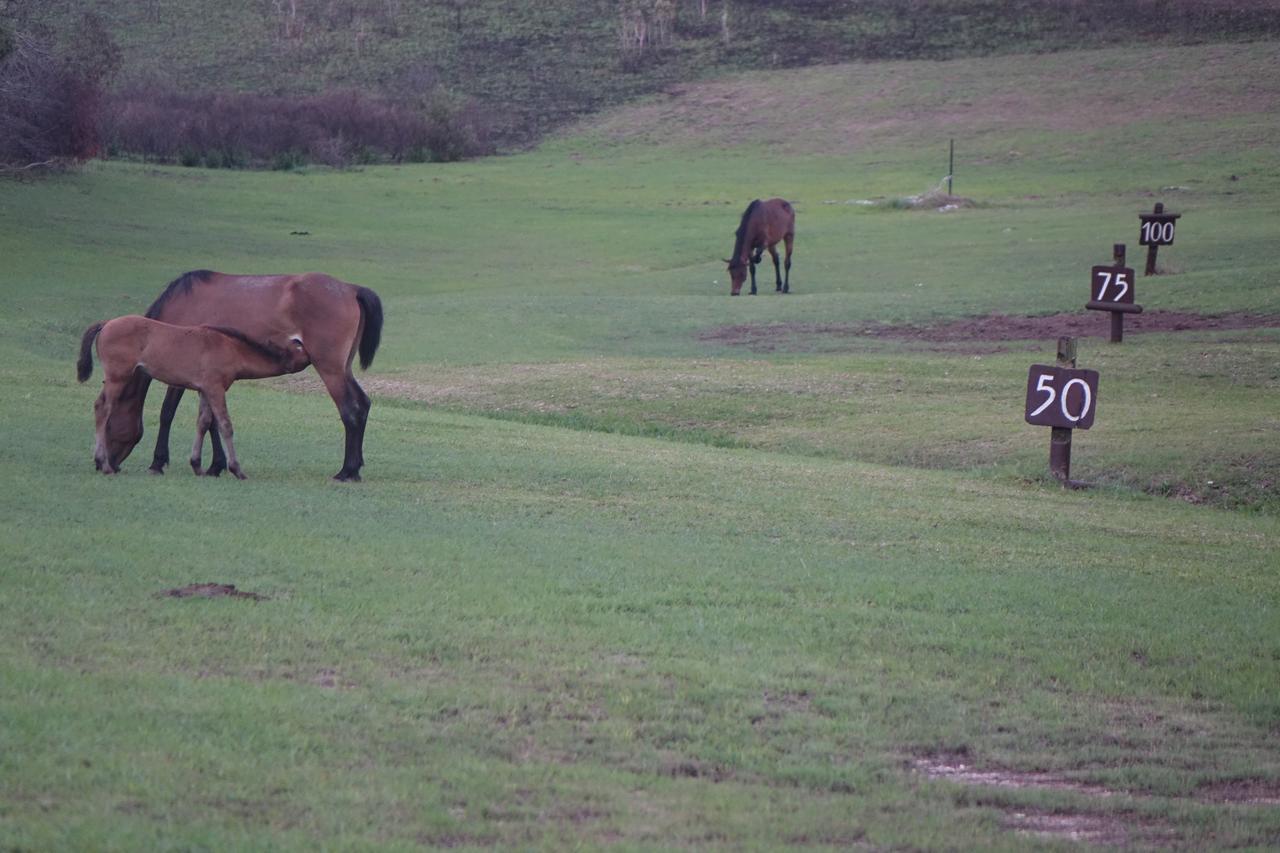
0,27 -> 111,174
100,85 -> 493,169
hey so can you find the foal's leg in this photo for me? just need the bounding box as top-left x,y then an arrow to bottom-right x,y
93,388 -> 115,473
190,396 -> 214,475
202,389 -> 246,480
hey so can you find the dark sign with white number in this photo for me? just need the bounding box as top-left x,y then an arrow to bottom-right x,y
1139,214 -> 1178,246
1089,265 -> 1136,306
1024,365 -> 1099,430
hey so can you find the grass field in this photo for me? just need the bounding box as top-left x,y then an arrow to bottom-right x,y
1,43 -> 1278,849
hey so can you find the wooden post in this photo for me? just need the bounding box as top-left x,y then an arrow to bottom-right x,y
1049,336 -> 1076,486
947,138 -> 954,196
1110,244 -> 1125,343
1144,202 -> 1163,275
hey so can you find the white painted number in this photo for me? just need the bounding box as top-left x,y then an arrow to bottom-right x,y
1095,270 -> 1129,301
1142,221 -> 1175,243
1030,373 -> 1056,417
1060,377 -> 1092,422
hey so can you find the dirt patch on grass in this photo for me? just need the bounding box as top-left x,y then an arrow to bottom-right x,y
155,583 -> 266,601
1000,810 -> 1167,846
1196,778 -> 1280,805
913,755 -> 1185,845
912,756 -> 1119,798
700,311 -> 1280,354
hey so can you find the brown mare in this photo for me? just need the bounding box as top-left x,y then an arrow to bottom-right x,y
78,316 -> 311,479
724,198 -> 795,296
98,270 -> 383,481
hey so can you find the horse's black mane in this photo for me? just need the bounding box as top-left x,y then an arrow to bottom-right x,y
203,325 -> 292,366
145,269 -> 215,319
729,199 -> 761,268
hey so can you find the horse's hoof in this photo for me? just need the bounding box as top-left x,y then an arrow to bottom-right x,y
232,470 -> 247,481
149,465 -> 165,475
333,470 -> 362,483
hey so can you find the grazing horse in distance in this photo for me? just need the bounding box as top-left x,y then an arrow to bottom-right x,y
78,316 -> 311,478
98,270 -> 383,481
724,198 -> 795,296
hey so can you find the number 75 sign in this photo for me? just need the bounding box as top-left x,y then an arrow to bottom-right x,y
1024,365 -> 1099,430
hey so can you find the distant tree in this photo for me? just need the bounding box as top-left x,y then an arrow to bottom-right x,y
0,16 -> 118,173
619,0 -> 676,66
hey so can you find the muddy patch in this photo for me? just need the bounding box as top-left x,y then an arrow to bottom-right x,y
1196,778 -> 1280,806
912,756 -> 1119,798
699,311 -> 1280,354
1001,810 -> 1146,846
156,583 -> 266,601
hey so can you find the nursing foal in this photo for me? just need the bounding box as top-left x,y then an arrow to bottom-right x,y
78,315 -> 309,479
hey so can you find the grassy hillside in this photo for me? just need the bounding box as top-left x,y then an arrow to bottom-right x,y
10,0 -> 1280,144
1,42 -> 1278,848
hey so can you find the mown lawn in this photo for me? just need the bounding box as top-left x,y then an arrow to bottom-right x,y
1,43 -> 1278,849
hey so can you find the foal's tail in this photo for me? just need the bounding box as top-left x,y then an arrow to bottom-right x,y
355,286 -> 383,370
76,322 -> 105,383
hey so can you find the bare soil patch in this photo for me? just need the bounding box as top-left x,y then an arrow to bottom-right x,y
1196,778 -> 1280,806
912,756 -> 1119,798
700,311 -> 1280,354
156,583 -> 266,601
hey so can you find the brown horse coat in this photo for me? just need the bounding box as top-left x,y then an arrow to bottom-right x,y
78,315 -> 311,478
725,198 -> 795,296
100,270 -> 382,480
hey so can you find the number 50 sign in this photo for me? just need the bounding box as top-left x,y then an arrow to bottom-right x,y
1024,365 -> 1099,430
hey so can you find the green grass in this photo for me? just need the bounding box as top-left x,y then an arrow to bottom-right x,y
1,43 -> 1279,848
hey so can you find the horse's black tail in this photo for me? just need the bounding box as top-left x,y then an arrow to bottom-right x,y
355,286 -> 383,370
77,322 -> 104,383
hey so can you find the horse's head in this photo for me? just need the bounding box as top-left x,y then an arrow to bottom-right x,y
725,258 -> 747,295
102,393 -> 145,470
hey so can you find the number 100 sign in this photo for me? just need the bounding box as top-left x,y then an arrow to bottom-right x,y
1024,365 -> 1099,430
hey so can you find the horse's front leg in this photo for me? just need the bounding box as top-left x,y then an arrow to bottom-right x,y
149,384 -> 184,474
204,423 -> 228,477
749,259 -> 758,295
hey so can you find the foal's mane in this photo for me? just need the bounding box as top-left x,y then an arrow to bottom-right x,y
145,269 -> 215,319
729,199 -> 762,268
203,325 -> 292,366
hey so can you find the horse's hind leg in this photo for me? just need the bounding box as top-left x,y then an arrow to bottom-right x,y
769,245 -> 783,292
782,233 -> 794,294
93,388 -> 115,473
318,368 -> 370,482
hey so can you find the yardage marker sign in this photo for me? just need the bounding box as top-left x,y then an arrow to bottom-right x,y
1024,365 -> 1099,430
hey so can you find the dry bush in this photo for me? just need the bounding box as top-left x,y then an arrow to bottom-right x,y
0,22 -> 114,174
101,85 -> 492,169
